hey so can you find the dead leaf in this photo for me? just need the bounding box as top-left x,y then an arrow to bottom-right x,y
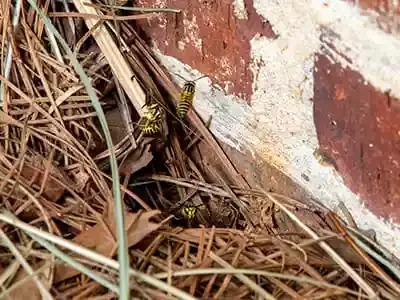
7,261 -> 51,300
119,143 -> 153,176
20,154 -> 66,202
54,210 -> 161,283
105,107 -> 128,145
108,210 -> 161,248
73,167 -> 90,192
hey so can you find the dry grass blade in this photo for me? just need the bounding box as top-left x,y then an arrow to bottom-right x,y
150,174 -> 231,197
262,190 -> 377,299
209,251 -> 276,300
21,14 -> 64,126
328,212 -> 400,294
84,2 -> 181,13
271,236 -> 325,282
48,11 -> 157,21
72,0 -> 146,115
153,268 -> 375,298
346,227 -> 400,279
0,211 -> 196,300
0,229 -> 53,300
0,0 -> 22,106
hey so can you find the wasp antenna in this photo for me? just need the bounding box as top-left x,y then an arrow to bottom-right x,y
193,75 -> 208,82
142,94 -> 151,108
173,72 -> 189,82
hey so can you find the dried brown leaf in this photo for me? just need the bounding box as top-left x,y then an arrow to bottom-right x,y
119,143 -> 153,176
73,167 -> 90,193
107,209 -> 161,248
21,154 -> 66,202
54,210 -> 161,282
105,106 -> 129,145
7,262 -> 51,300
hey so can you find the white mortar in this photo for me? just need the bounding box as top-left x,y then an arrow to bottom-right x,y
233,0 -> 248,20
153,0 -> 400,258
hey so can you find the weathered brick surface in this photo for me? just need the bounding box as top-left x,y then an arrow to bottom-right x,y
347,0 -> 400,33
355,0 -> 397,13
314,53 -> 400,222
314,1 -> 400,222
135,0 -> 276,102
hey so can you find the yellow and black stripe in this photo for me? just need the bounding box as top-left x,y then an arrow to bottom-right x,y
180,206 -> 196,219
176,81 -> 196,119
175,74 -> 207,119
140,103 -> 163,135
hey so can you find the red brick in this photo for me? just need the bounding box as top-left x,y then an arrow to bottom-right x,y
357,0 -> 388,12
314,53 -> 400,222
134,0 -> 276,102
354,0 -> 400,32
343,0 -> 400,33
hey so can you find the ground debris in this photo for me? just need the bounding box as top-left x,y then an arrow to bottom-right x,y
0,2 -> 398,299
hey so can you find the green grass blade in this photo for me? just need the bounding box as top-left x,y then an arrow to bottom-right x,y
25,1 -> 129,299
0,228 -> 53,300
0,210 -> 197,300
27,232 -> 120,294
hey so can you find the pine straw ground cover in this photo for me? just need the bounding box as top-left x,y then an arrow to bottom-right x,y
0,1 -> 399,299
